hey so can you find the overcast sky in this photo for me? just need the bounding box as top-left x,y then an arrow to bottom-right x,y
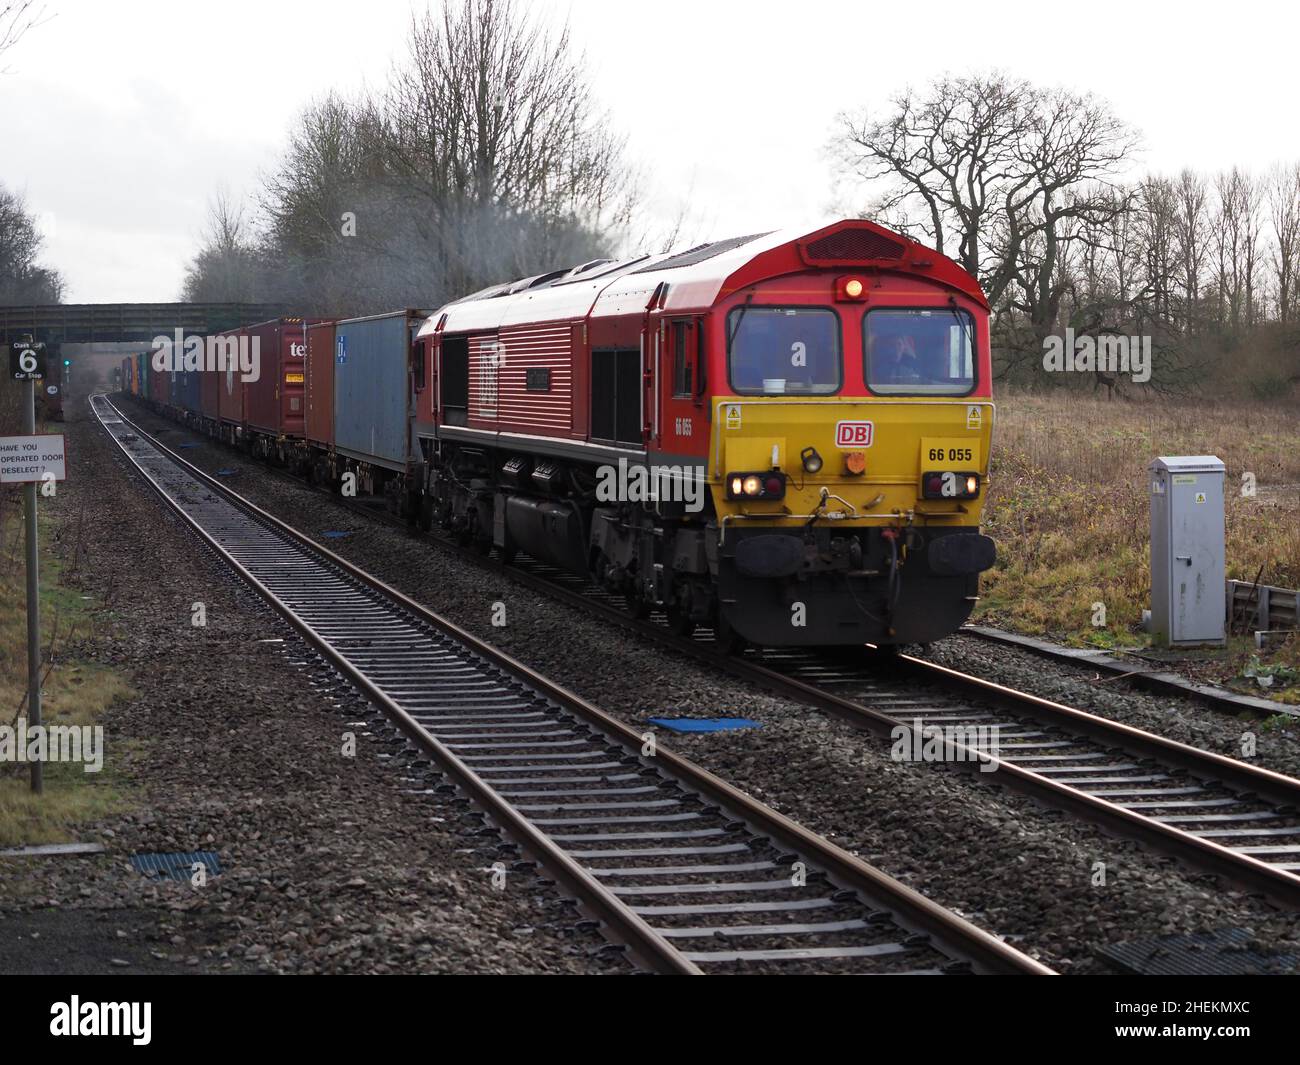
1,0 -> 1294,302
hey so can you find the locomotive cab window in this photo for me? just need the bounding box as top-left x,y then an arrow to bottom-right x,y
865,308 -> 975,395
671,320 -> 693,397
726,306 -> 840,395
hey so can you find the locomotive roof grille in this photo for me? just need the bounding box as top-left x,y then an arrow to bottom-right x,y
800,228 -> 907,264
630,231 -> 773,273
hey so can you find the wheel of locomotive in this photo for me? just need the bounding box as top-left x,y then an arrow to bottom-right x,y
624,592 -> 651,620
712,608 -> 747,654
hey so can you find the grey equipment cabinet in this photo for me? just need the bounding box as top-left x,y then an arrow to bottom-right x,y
1148,455 -> 1226,647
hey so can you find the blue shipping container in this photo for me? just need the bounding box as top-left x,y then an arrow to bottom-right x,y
332,312 -> 423,471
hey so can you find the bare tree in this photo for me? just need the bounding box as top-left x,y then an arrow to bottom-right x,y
181,190 -> 260,302
0,182 -> 63,302
834,73 -> 1139,364
1268,162 -> 1300,326
0,1 -> 44,67
1211,168 -> 1262,335
1173,168 -> 1207,334
197,0 -> 638,313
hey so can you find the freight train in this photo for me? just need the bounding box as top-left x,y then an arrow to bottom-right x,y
123,218 -> 996,648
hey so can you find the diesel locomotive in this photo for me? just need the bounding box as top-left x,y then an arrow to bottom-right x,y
416,218 -> 997,647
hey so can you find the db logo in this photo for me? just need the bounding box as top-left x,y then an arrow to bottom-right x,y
834,420 -> 874,448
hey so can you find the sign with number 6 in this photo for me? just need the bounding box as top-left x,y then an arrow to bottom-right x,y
9,340 -> 46,380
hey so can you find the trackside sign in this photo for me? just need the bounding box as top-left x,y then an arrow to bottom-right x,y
0,434 -> 67,483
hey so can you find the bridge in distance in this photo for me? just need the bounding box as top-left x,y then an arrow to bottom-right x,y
0,303 -> 284,344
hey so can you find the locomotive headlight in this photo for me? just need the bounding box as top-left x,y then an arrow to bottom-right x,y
726,471 -> 787,500
800,446 -> 823,474
922,471 -> 980,500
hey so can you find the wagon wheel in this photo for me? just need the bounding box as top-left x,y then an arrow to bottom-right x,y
712,609 -> 746,654
665,605 -> 696,638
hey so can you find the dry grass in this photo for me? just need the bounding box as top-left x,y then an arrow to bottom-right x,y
980,391 -> 1300,698
0,487 -> 134,845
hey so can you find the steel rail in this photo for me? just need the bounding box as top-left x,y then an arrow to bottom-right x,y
96,393 -> 1051,976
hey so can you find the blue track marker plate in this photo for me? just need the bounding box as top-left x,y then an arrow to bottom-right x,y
646,717 -> 761,733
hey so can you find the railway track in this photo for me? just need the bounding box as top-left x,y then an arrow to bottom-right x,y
94,393 -> 1050,975
522,565 -> 1300,908
116,394 -> 1300,909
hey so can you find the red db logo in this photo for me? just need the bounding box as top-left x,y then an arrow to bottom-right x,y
835,421 -> 874,448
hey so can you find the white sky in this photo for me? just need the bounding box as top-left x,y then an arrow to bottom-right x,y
1,0 -> 1295,302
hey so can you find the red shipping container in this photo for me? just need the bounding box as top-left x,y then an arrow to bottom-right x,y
244,318 -> 307,438
149,361 -> 167,405
200,356 -> 220,421
217,327 -> 246,426
305,320 -> 336,447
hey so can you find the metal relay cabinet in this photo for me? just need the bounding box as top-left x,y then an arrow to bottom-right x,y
1149,456 -> 1226,646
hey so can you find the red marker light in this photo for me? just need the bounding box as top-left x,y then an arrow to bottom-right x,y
836,276 -> 867,301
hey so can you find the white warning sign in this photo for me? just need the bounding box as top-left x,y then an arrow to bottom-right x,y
0,434 -> 66,484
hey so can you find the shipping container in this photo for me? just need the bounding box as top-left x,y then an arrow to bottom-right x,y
244,318 -> 308,438
173,360 -> 202,416
217,327 -> 245,426
333,311 -> 426,471
149,361 -> 167,407
305,320 -> 336,447
200,356 -> 220,422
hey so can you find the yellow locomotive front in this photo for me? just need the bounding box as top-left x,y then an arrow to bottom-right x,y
704,250 -> 996,647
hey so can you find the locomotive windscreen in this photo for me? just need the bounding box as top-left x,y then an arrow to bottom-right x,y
727,306 -> 841,396
865,308 -> 975,395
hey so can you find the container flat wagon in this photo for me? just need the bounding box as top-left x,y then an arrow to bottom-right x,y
330,310 -> 427,509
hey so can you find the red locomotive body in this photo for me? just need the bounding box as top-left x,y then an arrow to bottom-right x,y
418,219 -> 997,646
